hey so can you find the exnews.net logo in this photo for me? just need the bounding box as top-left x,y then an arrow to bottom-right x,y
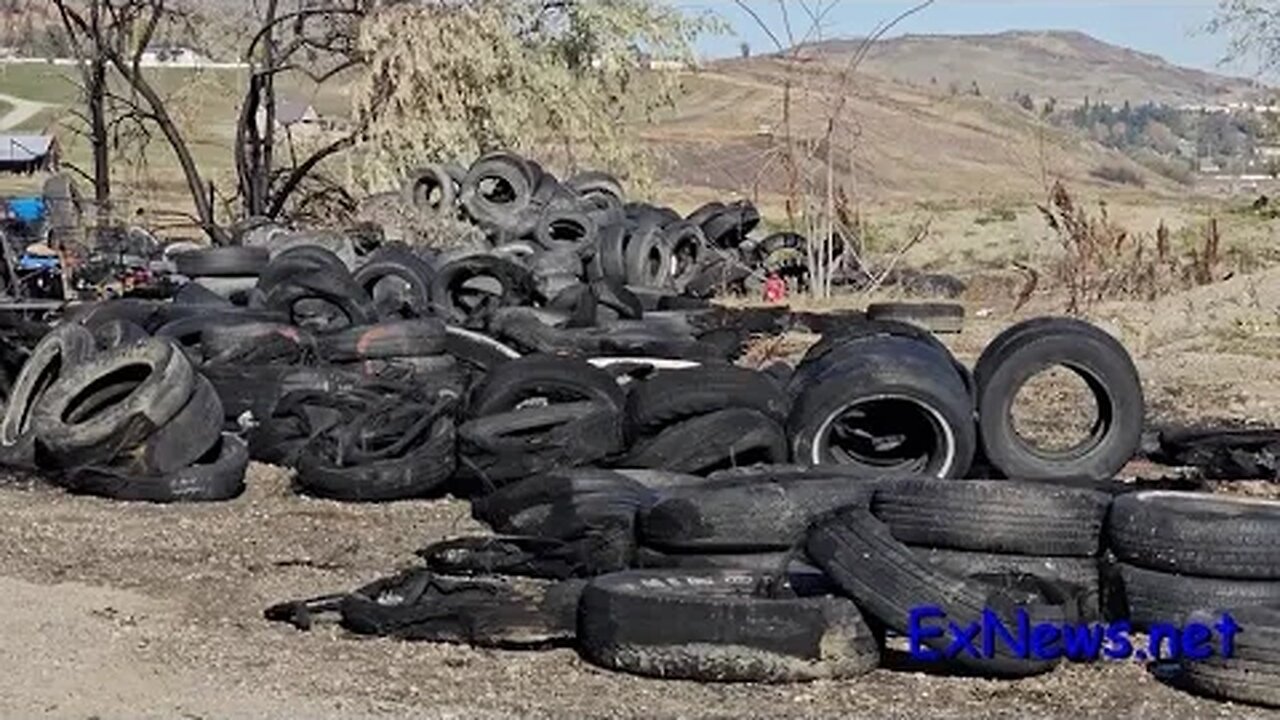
907,606 -> 1240,662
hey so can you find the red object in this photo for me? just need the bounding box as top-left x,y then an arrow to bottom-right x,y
763,273 -> 787,303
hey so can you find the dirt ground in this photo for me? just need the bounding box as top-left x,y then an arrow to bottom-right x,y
1,304 -> 1279,719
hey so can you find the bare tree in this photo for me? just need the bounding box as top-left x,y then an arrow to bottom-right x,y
52,0 -> 111,228
54,0 -> 229,243
733,0 -> 935,300
235,0 -> 370,221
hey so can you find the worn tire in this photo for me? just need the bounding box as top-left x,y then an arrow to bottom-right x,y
866,302 -> 965,334
316,319 -> 447,362
353,245 -> 436,320
975,317 -> 1143,481
430,255 -> 538,324
640,475 -> 880,553
1108,491 -> 1280,580
57,433 -> 248,503
788,335 -> 975,478
263,268 -> 377,331
1115,562 -> 1280,630
626,365 -> 789,436
443,326 -> 520,374
624,222 -> 673,288
871,478 -> 1111,557
911,547 -> 1102,621
90,320 -> 150,351
0,324 -> 96,469
114,374 -> 223,476
174,246 -> 269,277
469,354 -> 624,416
402,165 -> 456,215
1178,607 -> 1280,708
32,339 -> 196,468
807,506 -> 1066,677
579,570 -> 878,683
622,408 -> 789,476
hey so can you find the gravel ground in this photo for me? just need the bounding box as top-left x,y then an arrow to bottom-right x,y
1,312 -> 1278,718
0,461 -> 1276,720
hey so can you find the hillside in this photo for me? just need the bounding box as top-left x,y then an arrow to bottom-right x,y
798,31 -> 1262,108
642,51 -> 1183,208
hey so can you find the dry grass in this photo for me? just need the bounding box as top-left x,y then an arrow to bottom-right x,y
1037,181 -> 1226,313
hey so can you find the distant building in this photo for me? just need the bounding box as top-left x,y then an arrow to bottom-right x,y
257,99 -> 325,136
140,45 -> 212,67
0,134 -> 58,173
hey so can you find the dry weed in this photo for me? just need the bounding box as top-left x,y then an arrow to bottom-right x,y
1038,181 -> 1224,313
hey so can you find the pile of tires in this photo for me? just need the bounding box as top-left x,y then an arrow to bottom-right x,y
874,478 -> 1111,622
0,323 -> 245,502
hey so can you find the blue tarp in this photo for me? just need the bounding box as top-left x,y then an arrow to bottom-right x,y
18,255 -> 58,271
8,196 -> 44,222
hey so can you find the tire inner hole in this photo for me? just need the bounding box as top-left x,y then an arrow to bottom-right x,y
826,397 -> 943,473
478,176 -> 517,204
1011,365 -> 1103,454
549,219 -> 586,242
62,363 -> 151,425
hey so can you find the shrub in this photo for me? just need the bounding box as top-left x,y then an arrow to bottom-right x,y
1088,163 -> 1146,187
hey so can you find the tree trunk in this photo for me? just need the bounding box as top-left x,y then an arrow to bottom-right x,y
88,55 -> 109,228
106,51 -> 228,244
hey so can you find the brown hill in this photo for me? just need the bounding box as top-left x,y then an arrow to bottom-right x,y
803,30 -> 1262,107
643,50 -> 1183,209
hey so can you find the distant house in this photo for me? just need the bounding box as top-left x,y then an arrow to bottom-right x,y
139,45 -> 212,67
256,99 -> 324,136
0,135 -> 58,173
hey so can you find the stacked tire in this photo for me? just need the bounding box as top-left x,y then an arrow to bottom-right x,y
872,478 -> 1111,621
1107,492 -> 1280,629
1,325 -> 245,502
455,355 -> 627,491
172,246 -> 269,305
1103,491 -> 1280,708
621,365 -> 790,475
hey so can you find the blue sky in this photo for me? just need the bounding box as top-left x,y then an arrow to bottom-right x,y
685,1 -> 1256,78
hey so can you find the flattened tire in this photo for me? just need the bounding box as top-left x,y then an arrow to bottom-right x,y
578,570 -> 879,683
975,317 -> 1143,481
58,433 -> 248,503
622,408 -> 789,476
1108,491 -> 1280,580
295,418 -> 456,502
871,478 -> 1110,557
640,475 -> 880,553
338,571 -> 583,647
31,339 -> 196,468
